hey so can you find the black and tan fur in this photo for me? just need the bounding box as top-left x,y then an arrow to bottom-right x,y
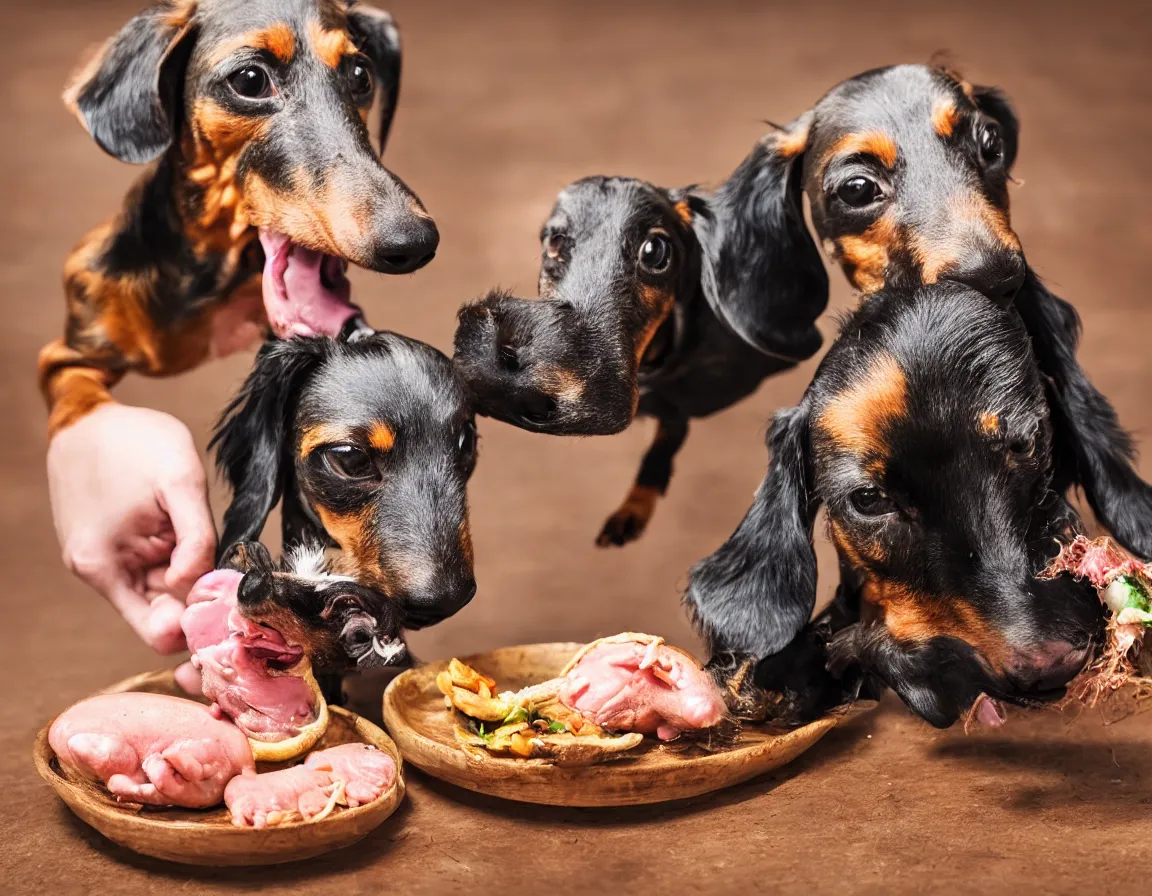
39,0 -> 436,436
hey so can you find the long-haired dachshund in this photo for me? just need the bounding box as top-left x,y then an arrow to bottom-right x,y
454,164 -> 829,546
688,283 -> 1106,728
457,63 -> 1152,559
39,0 -> 438,437
211,331 -> 479,650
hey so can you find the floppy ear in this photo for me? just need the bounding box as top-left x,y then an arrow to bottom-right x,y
691,113 -> 828,363
63,2 -> 197,164
1014,269 -> 1152,559
347,3 -> 402,154
684,403 -> 820,659
210,338 -> 331,563
972,85 -> 1020,172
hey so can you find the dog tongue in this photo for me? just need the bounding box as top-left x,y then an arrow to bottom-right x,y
259,228 -> 360,338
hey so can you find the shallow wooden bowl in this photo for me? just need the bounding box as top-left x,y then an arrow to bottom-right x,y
384,642 -> 867,807
34,669 -> 405,866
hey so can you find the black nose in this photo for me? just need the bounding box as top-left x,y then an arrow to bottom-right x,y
943,250 -> 1026,306
372,218 -> 439,274
403,578 -> 477,629
237,571 -> 271,606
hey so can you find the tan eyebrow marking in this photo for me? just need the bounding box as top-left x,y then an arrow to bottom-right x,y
828,131 -> 898,169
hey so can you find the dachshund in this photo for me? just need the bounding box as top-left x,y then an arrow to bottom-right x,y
724,62 -> 1152,560
220,540 -> 409,675
38,0 -> 438,437
454,165 -> 828,547
686,282 -> 1106,729
457,63 -> 1152,560
211,330 -> 479,646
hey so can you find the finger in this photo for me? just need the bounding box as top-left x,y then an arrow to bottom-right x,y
145,566 -> 170,596
105,577 -> 164,647
159,477 -> 218,600
146,594 -> 188,655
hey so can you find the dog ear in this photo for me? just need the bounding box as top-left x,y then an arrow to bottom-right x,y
210,338 -> 331,563
684,403 -> 820,659
347,3 -> 402,154
972,85 -> 1019,171
690,113 -> 828,363
63,3 -> 197,164
1014,269 -> 1152,559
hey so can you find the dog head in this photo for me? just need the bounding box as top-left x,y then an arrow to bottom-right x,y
453,165 -> 827,433
781,63 -> 1025,301
65,0 -> 437,336
212,331 -> 478,628
686,283 -> 1104,728
222,540 -> 407,670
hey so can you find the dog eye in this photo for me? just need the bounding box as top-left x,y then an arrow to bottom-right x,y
324,445 -> 378,480
850,486 -> 898,517
228,65 -> 275,100
638,233 -> 672,273
978,123 -> 1004,166
1008,434 -> 1036,459
543,233 -> 566,260
346,56 -> 374,102
836,176 -> 882,208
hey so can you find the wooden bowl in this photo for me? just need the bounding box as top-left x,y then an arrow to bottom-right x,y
384,642 -> 869,807
34,669 -> 405,866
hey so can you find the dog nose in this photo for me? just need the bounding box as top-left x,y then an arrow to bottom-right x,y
1005,641 -> 1090,692
237,571 -> 271,606
372,217 -> 439,274
943,250 -> 1026,306
403,578 -> 477,628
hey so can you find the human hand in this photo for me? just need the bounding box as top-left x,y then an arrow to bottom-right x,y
47,403 -> 217,653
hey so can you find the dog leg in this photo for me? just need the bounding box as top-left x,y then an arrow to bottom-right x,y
596,412 -> 689,547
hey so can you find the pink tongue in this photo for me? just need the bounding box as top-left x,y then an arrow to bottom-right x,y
259,228 -> 359,338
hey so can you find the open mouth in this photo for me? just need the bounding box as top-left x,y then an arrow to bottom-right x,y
259,228 -> 362,339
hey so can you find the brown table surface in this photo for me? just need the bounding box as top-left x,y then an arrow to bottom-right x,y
3,1 -> 1151,893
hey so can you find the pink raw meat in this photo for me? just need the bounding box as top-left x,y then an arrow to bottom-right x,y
182,570 -> 319,741
225,743 -> 395,828
305,743 -> 396,807
560,637 -> 726,740
49,693 -> 253,808
225,765 -> 339,830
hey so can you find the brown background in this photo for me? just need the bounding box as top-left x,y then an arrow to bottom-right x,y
3,0 -> 1151,893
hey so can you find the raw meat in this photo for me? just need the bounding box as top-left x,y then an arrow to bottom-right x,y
304,743 -> 396,807
560,634 -> 727,740
49,693 -> 253,808
182,570 -> 327,759
225,765 -> 340,830
225,743 -> 397,828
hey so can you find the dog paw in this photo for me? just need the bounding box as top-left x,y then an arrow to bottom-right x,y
595,486 -> 660,548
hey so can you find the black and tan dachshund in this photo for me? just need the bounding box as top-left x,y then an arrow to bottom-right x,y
39,0 -> 437,437
688,283 -> 1106,728
456,63 -> 1152,559
211,331 -> 479,645
220,539 -> 409,675
455,166 -> 828,546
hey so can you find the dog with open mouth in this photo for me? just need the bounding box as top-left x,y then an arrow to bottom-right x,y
454,164 -> 828,547
686,282 -> 1107,729
38,0 -> 438,437
210,329 -> 479,699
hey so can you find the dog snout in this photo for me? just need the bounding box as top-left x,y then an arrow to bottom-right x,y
403,576 -> 478,629
1004,641 -> 1090,692
368,213 -> 439,274
237,571 -> 272,606
942,249 -> 1026,306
